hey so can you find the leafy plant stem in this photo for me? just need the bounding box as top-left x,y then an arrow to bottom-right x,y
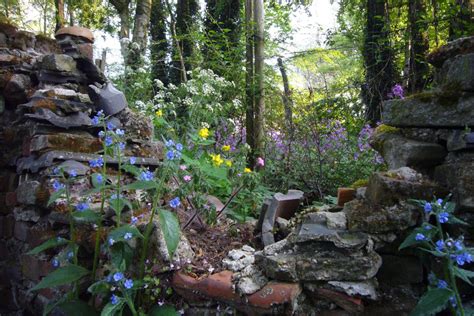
92,156 -> 107,281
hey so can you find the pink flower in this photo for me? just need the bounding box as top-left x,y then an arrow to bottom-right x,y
179,165 -> 187,171
183,175 -> 192,182
256,157 -> 265,167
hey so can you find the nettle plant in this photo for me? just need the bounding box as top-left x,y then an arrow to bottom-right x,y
399,197 -> 474,316
27,110 -> 182,316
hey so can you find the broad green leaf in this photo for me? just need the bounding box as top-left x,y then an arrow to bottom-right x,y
149,305 -> 178,316
91,173 -> 107,188
124,181 -> 158,190
444,202 -> 456,213
453,266 -> 474,285
399,227 -> 438,250
158,209 -> 180,258
448,215 -> 469,226
121,164 -> 142,177
31,265 -> 90,291
83,185 -> 113,195
108,225 -> 144,242
47,188 -> 65,206
100,299 -> 125,316
110,197 -> 132,216
88,280 -> 110,294
27,237 -> 68,255
57,300 -> 98,316
42,296 -> 67,316
110,242 -> 133,270
410,288 -> 453,316
73,210 -> 101,223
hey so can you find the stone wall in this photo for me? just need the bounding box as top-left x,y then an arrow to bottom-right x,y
0,24 -> 162,315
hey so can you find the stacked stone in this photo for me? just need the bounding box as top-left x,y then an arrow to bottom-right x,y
373,36 -> 474,241
0,25 -> 163,314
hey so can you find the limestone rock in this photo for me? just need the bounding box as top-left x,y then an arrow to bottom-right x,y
4,73 -> 31,107
234,265 -> 268,295
40,54 -> 76,73
370,130 -> 446,169
115,108 -> 153,141
223,247 -> 255,272
365,168 -> 448,206
328,279 -> 378,300
16,181 -> 41,205
427,36 -> 474,67
343,199 -> 419,234
435,161 -> 474,211
29,133 -> 102,154
436,53 -> 474,92
383,91 -> 474,128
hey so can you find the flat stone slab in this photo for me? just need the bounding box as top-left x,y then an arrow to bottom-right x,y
427,36 -> 474,67
382,92 -> 474,128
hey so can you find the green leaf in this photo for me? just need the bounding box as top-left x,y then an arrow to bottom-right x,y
27,237 -> 68,255
73,210 -> 101,223
149,305 -> 178,316
399,226 -> 438,251
57,300 -> 98,316
110,242 -> 133,270
109,197 -> 132,216
124,180 -> 158,190
453,266 -> 474,285
100,299 -> 125,316
108,225 -> 144,242
47,188 -> 65,206
88,280 -> 110,294
448,215 -> 469,226
444,202 -> 456,213
31,265 -> 90,291
410,288 -> 453,316
83,185 -> 113,195
121,164 -> 142,177
91,173 -> 107,188
42,297 -> 68,316
158,209 -> 180,258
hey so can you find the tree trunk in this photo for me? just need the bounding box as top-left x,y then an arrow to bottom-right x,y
407,0 -> 429,93
245,0 -> 255,164
362,0 -> 395,125
150,0 -> 169,85
253,0 -> 264,159
170,0 -> 198,85
449,0 -> 472,40
165,0 -> 187,84
127,0 -> 153,68
110,0 -> 131,63
55,0 -> 65,31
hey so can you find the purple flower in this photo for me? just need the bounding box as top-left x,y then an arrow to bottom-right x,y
51,258 -> 60,268
124,279 -> 133,289
449,296 -> 457,308
105,136 -> 113,146
131,216 -> 138,225
107,122 -> 115,130
52,180 -> 64,192
165,140 -> 175,148
423,224 -> 432,230
166,150 -> 175,160
436,199 -> 443,206
89,157 -> 104,168
438,212 -> 449,224
96,174 -> 104,184
69,169 -> 77,177
437,279 -> 448,289
124,232 -> 133,240
118,142 -> 125,151
415,233 -> 426,241
391,84 -> 404,99
113,272 -> 124,282
130,157 -> 137,165
139,170 -> 154,181
111,294 -> 119,305
435,240 -> 445,252
98,131 -> 105,138
92,116 -> 100,125
176,143 -> 183,151
169,197 -> 180,209
454,240 -> 463,251
109,238 -> 115,246
76,202 -> 89,212
115,129 -> 125,136
256,157 -> 265,167
424,202 -> 432,213
456,253 -> 473,266
183,175 -> 192,182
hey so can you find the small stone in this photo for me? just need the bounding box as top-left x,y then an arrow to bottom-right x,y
16,181 -> 41,205
13,207 -> 40,223
4,73 -> 31,107
58,160 -> 90,176
40,54 -> 77,72
241,245 -> 255,253
328,280 -> 378,300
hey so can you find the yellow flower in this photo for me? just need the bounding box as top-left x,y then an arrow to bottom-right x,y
244,167 -> 252,173
222,145 -> 231,152
225,160 -> 232,167
210,154 -> 223,167
155,109 -> 163,117
198,128 -> 209,139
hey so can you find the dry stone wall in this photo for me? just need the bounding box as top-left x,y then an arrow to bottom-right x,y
0,24 -> 163,315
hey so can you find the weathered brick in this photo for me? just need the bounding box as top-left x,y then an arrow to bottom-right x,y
5,191 -> 17,207
16,181 -> 40,205
14,221 -> 31,241
29,133 -> 102,154
27,223 -> 55,248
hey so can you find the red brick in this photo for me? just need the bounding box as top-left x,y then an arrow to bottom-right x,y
337,188 -> 356,207
14,221 -> 31,241
248,282 -> 302,309
27,224 -> 55,248
20,254 -> 53,281
5,191 -> 17,207
314,288 -> 364,314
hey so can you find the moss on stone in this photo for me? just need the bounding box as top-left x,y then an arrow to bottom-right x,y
408,88 -> 460,107
350,179 -> 369,189
375,124 -> 399,134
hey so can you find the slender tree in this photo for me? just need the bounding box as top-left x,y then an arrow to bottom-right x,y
407,0 -> 429,93
449,0 -> 473,40
245,0 -> 255,163
54,0 -> 65,31
362,0 -> 395,125
110,0 -> 131,60
128,0 -> 153,68
253,0 -> 264,159
150,0 -> 169,85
